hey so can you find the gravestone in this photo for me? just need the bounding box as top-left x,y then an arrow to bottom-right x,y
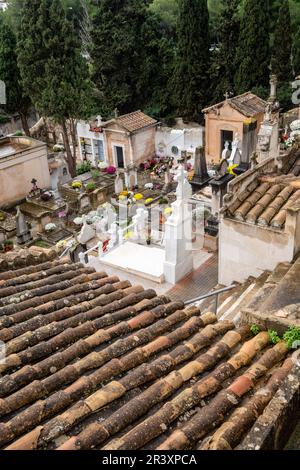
191,146 -> 211,191
114,171 -> 124,194
79,194 -> 92,214
77,218 -> 96,244
16,206 -> 32,245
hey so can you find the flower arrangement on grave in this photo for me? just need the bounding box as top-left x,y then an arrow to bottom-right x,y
133,193 -> 144,201
145,197 -> 154,205
72,181 -> 82,190
227,164 -> 238,176
106,165 -> 116,175
118,195 -> 127,201
99,161 -> 108,171
91,169 -> 100,179
164,207 -> 173,216
124,230 -> 134,241
3,240 -> 13,252
144,183 -> 154,190
45,223 -> 57,232
40,191 -> 53,201
120,190 -> 129,197
86,182 -> 96,193
73,217 -> 84,225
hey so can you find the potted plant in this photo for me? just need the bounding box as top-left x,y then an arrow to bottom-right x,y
45,223 -> 57,233
4,240 -> 14,252
71,181 -> 82,191
86,182 -> 96,193
106,165 -> 117,175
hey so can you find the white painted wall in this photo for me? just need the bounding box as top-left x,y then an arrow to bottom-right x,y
77,121 -> 106,166
155,124 -> 204,161
219,216 -> 297,286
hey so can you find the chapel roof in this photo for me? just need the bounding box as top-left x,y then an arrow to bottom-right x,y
113,110 -> 158,133
202,92 -> 268,118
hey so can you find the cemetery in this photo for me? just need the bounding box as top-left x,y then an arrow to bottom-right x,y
2,0 -> 300,455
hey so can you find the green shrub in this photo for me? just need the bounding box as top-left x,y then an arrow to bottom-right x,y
250,324 -> 261,336
76,161 -> 92,175
268,329 -> 281,345
283,326 -> 300,350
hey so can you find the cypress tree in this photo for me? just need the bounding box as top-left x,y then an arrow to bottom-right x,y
212,0 -> 240,101
0,17 -> 31,134
271,0 -> 292,81
90,0 -> 149,117
18,0 -> 91,176
174,0 -> 210,122
235,0 -> 271,93
293,26 -> 300,76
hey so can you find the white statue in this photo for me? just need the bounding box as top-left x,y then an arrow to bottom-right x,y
175,165 -> 192,201
222,141 -> 231,160
107,222 -> 118,250
78,216 -> 96,244
133,208 -> 148,239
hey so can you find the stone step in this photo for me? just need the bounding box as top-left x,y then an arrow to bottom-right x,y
231,271 -> 273,324
218,282 -> 256,322
259,259 -> 300,312
245,263 -> 291,311
198,283 -> 238,314
217,278 -> 254,319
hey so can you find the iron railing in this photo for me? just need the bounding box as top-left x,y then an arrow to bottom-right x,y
184,285 -> 237,314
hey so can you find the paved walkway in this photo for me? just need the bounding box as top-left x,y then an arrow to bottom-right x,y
88,249 -> 217,298
166,254 -> 218,303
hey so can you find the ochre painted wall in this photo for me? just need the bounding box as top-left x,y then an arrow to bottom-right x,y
205,102 -> 264,164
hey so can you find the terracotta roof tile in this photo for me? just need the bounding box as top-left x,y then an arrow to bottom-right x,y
0,255 -> 297,450
203,92 -> 267,117
114,111 -> 157,133
229,180 -> 300,229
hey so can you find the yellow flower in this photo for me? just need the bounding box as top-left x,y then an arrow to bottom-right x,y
133,193 -> 144,201
164,207 -> 173,215
119,195 -> 127,201
145,197 -> 153,204
124,230 -> 134,240
227,164 -> 238,176
72,181 -> 82,189
120,190 -> 129,197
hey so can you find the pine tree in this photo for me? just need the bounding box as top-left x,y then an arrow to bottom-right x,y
174,0 -> 210,122
0,16 -> 30,134
271,0 -> 292,81
235,0 -> 271,93
18,0 -> 91,176
90,0 -> 149,117
212,0 -> 240,101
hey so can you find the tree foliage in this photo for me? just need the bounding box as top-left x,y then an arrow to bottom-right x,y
18,0 -> 91,175
0,15 -> 31,134
90,0 -> 151,117
272,0 -> 293,81
174,0 -> 210,122
211,0 -> 240,102
235,0 -> 271,94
